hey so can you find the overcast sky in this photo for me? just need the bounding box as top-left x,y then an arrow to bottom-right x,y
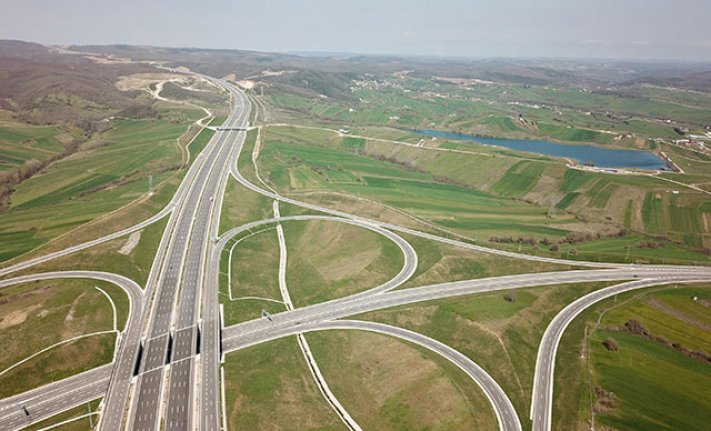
2,0 -> 710,61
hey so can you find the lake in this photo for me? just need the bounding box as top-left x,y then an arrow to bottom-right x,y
414,129 -> 669,170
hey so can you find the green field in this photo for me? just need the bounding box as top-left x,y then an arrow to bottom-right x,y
258,128 -> 576,240
357,282 -> 613,429
306,330 -> 496,430
283,219 -> 404,306
0,278 -> 127,397
491,161 -> 546,197
553,285 -> 711,431
15,215 -> 169,287
0,113 -> 224,271
0,122 -> 79,174
261,74 -> 711,257
222,337 -> 343,430
256,124 -> 711,262
266,77 -> 711,146
0,115 -> 192,263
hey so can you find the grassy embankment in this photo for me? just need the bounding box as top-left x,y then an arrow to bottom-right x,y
306,330 -> 497,430
356,281 -> 614,430
222,337 -> 343,430
283,219 -> 403,307
0,279 -> 128,397
554,284 -> 711,431
398,234 -> 575,290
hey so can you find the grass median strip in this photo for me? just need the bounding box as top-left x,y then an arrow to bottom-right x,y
306,329 -> 495,430
222,337 -> 344,430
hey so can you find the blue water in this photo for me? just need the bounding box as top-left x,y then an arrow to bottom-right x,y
414,129 -> 668,170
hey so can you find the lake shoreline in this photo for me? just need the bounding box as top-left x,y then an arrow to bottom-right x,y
413,129 -> 669,171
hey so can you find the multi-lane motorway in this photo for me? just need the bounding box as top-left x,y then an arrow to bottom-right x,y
127,83 -> 250,431
0,73 -> 709,431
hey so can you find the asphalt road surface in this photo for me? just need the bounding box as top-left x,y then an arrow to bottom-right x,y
296,319 -> 522,431
0,365 -> 110,431
199,80 -> 251,431
129,79 -> 250,431
529,277 -> 710,431
0,271 -> 142,431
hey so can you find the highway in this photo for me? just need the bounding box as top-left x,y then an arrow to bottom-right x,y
220,267 -> 711,349
198,81 -> 251,431
128,82 -> 250,431
0,365 -> 110,431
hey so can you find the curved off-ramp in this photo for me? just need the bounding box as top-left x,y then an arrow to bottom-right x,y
216,214 -> 418,298
530,276 -> 711,431
250,319 -> 522,431
0,270 -> 144,431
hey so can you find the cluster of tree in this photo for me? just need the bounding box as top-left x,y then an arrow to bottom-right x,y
0,139 -> 84,210
559,229 -> 627,245
115,105 -> 162,120
431,175 -> 467,188
364,150 -> 424,173
489,229 -> 634,254
489,236 -> 539,245
635,240 -> 663,249
0,159 -> 43,210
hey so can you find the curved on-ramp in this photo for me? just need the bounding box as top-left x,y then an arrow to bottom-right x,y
530,276 -> 711,431
0,270 -> 142,324
216,214 -> 418,298
0,271 -> 144,431
249,319 -> 522,431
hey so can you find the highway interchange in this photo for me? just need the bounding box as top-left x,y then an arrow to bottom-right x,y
0,74 -> 709,431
